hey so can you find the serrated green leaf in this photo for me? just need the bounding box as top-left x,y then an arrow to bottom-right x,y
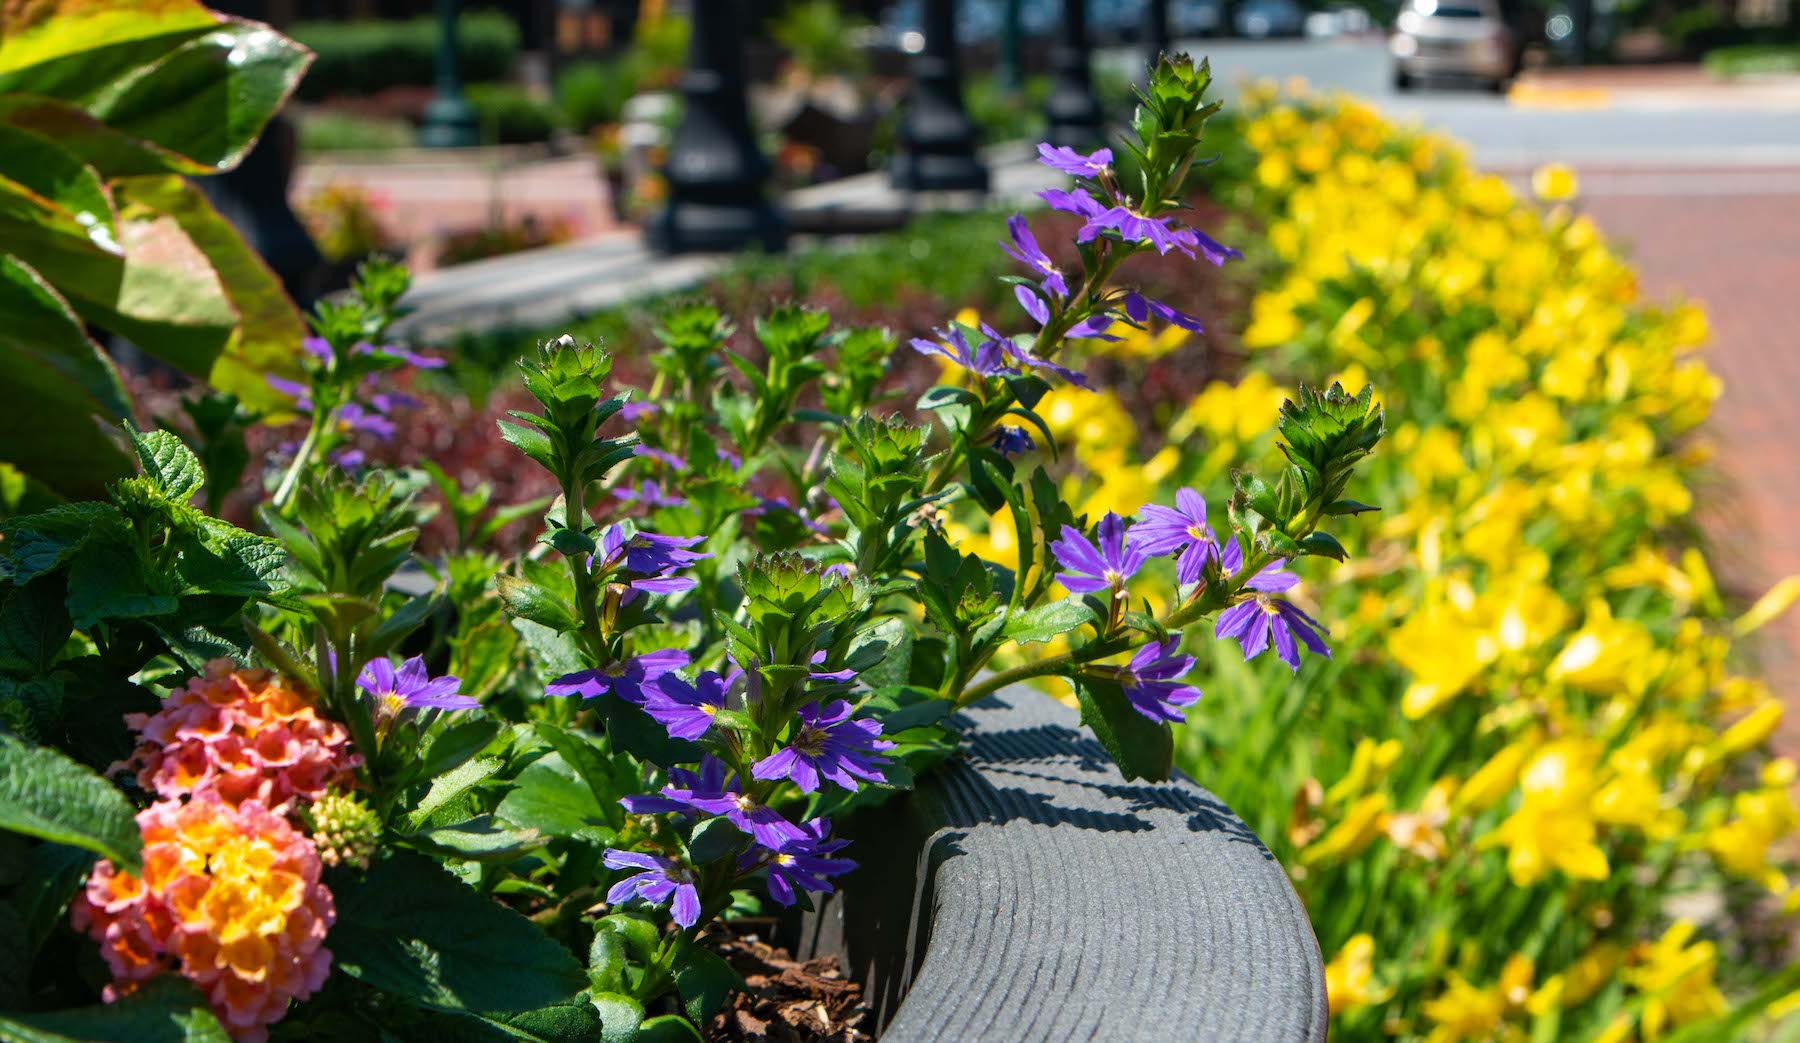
329,851 -> 588,1013
1071,677 -> 1173,783
0,733 -> 140,871
1001,596 -> 1096,644
127,425 -> 203,501
495,754 -> 614,843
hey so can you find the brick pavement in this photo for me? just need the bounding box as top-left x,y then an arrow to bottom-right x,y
1576,174 -> 1800,717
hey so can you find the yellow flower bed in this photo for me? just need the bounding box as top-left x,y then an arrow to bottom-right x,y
1027,90 -> 1800,1040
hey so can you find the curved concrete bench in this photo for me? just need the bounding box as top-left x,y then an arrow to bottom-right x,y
792,688 -> 1327,1042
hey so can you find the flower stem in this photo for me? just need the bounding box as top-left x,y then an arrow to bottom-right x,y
271,407 -> 329,513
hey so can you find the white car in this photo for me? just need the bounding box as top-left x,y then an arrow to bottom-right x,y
1390,0 -> 1519,91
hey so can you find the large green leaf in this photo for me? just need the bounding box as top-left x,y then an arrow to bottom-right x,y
0,95 -> 211,177
494,753 -> 616,843
111,175 -> 305,409
0,173 -> 124,303
1071,677 -> 1175,783
87,19 -> 312,173
0,734 -> 141,872
330,851 -> 588,1014
0,256 -> 131,494
0,0 -> 217,100
0,125 -> 115,247
0,978 -> 229,1042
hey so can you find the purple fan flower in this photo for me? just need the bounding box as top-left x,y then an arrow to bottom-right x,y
1038,187 -> 1107,220
1037,143 -> 1113,178
621,755 -> 805,849
1049,513 -> 1147,595
808,649 -> 857,683
1066,314 -> 1120,341
747,496 -> 831,536
1106,640 -> 1203,722
1132,488 -> 1225,586
358,655 -> 479,715
909,326 -> 1013,378
752,700 -> 894,793
267,375 -> 313,409
367,388 -> 421,414
547,648 -> 690,703
991,426 -> 1036,458
1000,214 -> 1068,297
1078,205 -> 1198,257
620,400 -> 659,423
1214,562 -> 1331,671
301,336 -> 333,364
634,444 -> 688,471
603,849 -> 701,928
618,480 -> 686,510
641,668 -> 737,740
1125,291 -> 1205,334
337,402 -> 396,440
594,525 -> 711,593
980,323 -> 1093,387
740,819 -> 857,907
1015,283 -> 1051,326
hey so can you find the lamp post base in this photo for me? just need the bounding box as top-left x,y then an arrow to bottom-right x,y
420,95 -> 480,149
647,199 -> 788,256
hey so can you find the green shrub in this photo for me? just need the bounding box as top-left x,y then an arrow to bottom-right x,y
771,0 -> 869,80
465,83 -> 560,144
555,58 -> 641,131
1704,43 -> 1800,77
297,110 -> 416,153
292,11 -> 520,100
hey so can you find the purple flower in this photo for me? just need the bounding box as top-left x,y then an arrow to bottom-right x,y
641,668 -> 737,740
359,341 -> 446,370
1049,513 -> 1146,595
751,700 -> 894,793
741,819 -> 856,907
1039,187 -> 1106,220
1125,291 -> 1205,334
1079,205 -> 1197,257
358,655 -> 479,715
619,400 -> 659,423
1037,143 -> 1113,179
634,444 -> 688,471
807,650 -> 857,683
595,525 -> 710,593
267,375 -> 313,409
910,326 -> 1013,378
1214,563 -> 1330,671
979,323 -> 1093,387
301,336 -> 333,364
546,648 -> 690,703
990,426 -> 1035,458
621,755 -> 805,849
1015,283 -> 1051,326
1066,314 -> 1121,342
336,402 -> 396,440
618,480 -> 687,510
1107,640 -> 1203,722
603,849 -> 701,928
1132,488 -> 1224,586
1000,215 -> 1068,297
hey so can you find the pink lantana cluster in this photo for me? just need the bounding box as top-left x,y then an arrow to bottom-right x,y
71,792 -> 335,1042
121,658 -> 361,812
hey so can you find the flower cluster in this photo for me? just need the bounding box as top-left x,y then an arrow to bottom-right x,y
122,659 -> 361,812
71,792 -> 335,1042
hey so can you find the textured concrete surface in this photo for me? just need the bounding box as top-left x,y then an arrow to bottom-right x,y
794,690 -> 1326,1042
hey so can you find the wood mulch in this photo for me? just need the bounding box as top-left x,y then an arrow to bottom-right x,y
706,920 -> 872,1043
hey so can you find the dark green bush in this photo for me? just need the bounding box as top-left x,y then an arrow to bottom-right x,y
555,59 -> 641,132
1704,42 -> 1800,77
293,11 -> 520,100
466,84 -> 561,144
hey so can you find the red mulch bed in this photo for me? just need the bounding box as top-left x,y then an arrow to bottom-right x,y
706,921 -> 872,1043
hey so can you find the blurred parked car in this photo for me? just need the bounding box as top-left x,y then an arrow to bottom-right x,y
1234,0 -> 1305,39
1390,0 -> 1520,91
1305,4 -> 1373,38
1173,0 -> 1226,37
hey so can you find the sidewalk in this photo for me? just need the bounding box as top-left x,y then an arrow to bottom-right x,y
1509,63 -> 1800,110
1572,168 -> 1800,731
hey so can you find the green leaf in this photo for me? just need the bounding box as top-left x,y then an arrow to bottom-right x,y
65,537 -> 176,628
0,0 -> 217,95
408,815 -> 544,862
127,425 -> 203,502
1071,677 -> 1174,783
108,175 -> 306,410
406,756 -> 503,830
421,718 -> 504,781
85,19 -> 313,173
1001,597 -> 1096,644
329,851 -> 588,1013
591,993 -> 645,1043
0,574 -> 74,673
496,576 -> 578,633
1324,499 -> 1379,517
0,502 -> 122,581
0,125 -> 114,247
0,733 -> 141,871
684,815 -> 740,865
1297,531 -> 1349,562
673,944 -> 743,1024
0,256 -> 131,496
495,754 -> 614,842
0,978 -> 229,1042
533,722 -> 633,826
13,841 -> 99,957
636,1014 -> 705,1042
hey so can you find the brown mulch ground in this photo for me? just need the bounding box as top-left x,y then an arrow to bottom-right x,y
706,921 -> 872,1043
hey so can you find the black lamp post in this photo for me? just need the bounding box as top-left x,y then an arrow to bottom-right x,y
647,0 -> 786,255
1045,0 -> 1103,149
420,0 -> 480,148
1143,0 -> 1171,73
891,0 -> 989,194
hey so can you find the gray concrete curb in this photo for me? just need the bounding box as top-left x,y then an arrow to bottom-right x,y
793,687 -> 1328,1042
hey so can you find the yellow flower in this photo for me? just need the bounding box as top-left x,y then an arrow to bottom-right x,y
1487,740 -> 1610,885
1625,920 -> 1726,1040
1422,973 -> 1508,1043
1455,741 -> 1530,815
1704,785 -> 1798,892
1324,934 -> 1393,1015
1531,162 -> 1580,202
1302,793 -> 1390,865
